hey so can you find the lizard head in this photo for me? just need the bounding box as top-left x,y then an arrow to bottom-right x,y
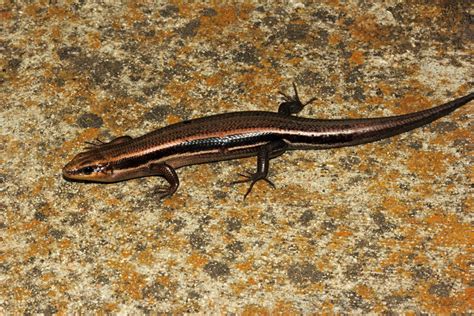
62,150 -> 112,182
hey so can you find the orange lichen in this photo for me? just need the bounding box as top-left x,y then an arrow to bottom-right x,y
25,3 -> 40,17
379,247 -> 409,267
123,2 -> 145,26
287,57 -> 303,66
416,4 -> 443,21
165,80 -> 196,102
242,305 -> 270,316
104,196 -> 121,206
444,253 -> 472,284
46,6 -> 73,21
156,275 -> 171,287
328,227 -> 353,250
382,196 -> 409,216
217,100 -> 238,110
349,50 -> 365,65
247,277 -> 257,286
58,239 -> 72,250
321,298 -> 335,313
59,128 -> 100,157
12,286 -> 31,301
366,95 -> 387,108
50,25 -> 61,41
235,258 -> 253,272
394,94 -> 432,115
230,280 -> 248,296
102,303 -> 119,313
25,236 -> 54,259
407,151 -> 454,178
106,210 -> 122,222
137,248 -> 155,266
103,100 -> 147,135
425,213 -> 472,247
0,9 -> 13,20
52,301 -> 68,315
425,213 -> 446,225
87,31 -> 101,49
348,14 -> 391,47
355,284 -> 375,300
120,249 -> 133,258
47,289 -> 57,298
108,261 -> 146,300
1,136 -> 20,159
204,72 -> 225,87
335,229 -> 353,237
416,282 -> 472,314
200,5 -> 250,29
41,272 -> 55,282
271,301 -> 298,315
326,206 -> 350,220
164,113 -> 182,125
226,204 -> 262,225
431,125 -> 472,145
328,32 -> 342,46
186,252 -> 208,269
32,176 -> 55,195
377,83 -> 393,96
194,165 -> 215,188
119,270 -> 146,299
162,193 -> 187,208
410,182 -> 434,198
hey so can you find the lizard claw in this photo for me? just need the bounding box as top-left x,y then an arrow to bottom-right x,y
230,171 -> 275,199
153,186 -> 175,199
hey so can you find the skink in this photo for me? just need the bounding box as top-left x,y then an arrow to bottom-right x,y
63,84 -> 473,199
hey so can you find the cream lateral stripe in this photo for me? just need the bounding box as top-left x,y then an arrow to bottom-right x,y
149,142 -> 267,164
107,126 -> 376,163
111,141 -> 269,171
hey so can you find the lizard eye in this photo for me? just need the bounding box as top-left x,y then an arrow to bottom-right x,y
81,166 -> 95,175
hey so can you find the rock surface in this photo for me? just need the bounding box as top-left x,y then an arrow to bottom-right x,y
1,2 -> 472,314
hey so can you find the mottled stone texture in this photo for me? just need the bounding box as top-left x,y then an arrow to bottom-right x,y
1,2 -> 473,314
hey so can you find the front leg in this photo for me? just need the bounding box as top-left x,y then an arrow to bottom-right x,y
278,82 -> 317,116
85,135 -> 133,150
149,163 -> 180,199
231,140 -> 287,199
